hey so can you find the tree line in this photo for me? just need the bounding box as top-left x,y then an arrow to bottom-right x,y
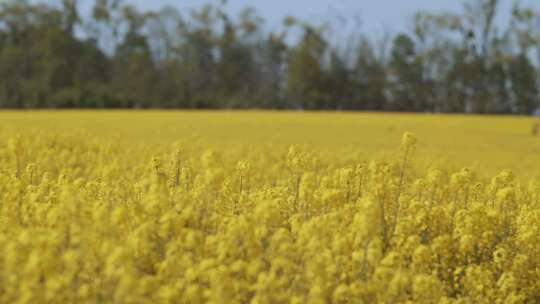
1,0 -> 540,114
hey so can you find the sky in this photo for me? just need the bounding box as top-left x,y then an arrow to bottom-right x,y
50,0 -> 540,39
129,0 -> 464,35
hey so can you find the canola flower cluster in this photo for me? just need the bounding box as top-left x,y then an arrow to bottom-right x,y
0,131 -> 538,304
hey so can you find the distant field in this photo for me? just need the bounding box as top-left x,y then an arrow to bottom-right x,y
1,111 -> 539,177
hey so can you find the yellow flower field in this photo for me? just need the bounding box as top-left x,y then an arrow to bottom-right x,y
0,111 -> 538,303
1,111 -> 539,176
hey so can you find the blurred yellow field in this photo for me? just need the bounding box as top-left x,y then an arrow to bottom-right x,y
0,111 -> 538,303
1,111 -> 539,176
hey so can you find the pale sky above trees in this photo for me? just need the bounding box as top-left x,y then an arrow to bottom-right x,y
46,0 -> 540,38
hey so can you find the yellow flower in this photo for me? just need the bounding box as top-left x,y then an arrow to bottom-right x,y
401,131 -> 418,148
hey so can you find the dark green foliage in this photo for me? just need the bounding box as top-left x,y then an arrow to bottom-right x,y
0,0 -> 539,113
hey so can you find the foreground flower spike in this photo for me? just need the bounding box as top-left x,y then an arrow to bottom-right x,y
401,131 -> 418,149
